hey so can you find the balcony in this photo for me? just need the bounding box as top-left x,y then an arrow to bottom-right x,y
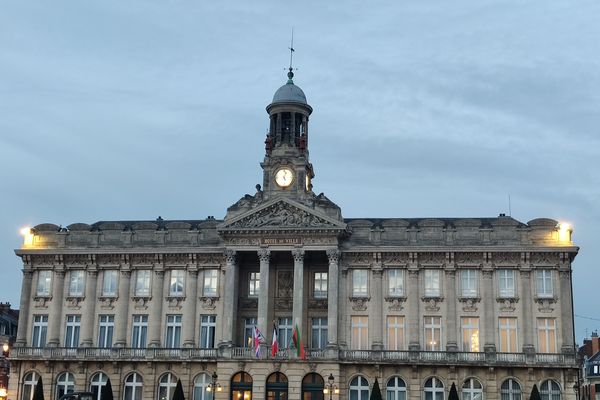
10,347 -> 575,368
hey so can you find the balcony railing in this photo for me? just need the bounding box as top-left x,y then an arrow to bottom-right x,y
10,347 -> 576,367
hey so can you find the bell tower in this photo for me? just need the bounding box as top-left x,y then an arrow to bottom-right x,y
261,68 -> 315,201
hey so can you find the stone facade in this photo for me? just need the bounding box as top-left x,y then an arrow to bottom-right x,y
9,71 -> 579,400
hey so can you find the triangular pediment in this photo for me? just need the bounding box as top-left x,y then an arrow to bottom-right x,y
218,198 -> 347,233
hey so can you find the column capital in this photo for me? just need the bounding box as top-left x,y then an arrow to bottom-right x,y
326,248 -> 340,263
258,249 -> 271,262
224,249 -> 237,264
292,248 -> 305,262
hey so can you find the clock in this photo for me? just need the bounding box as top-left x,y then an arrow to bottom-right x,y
275,168 -> 294,188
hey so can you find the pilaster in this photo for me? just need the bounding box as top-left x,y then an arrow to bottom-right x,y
326,248 -> 340,349
183,269 -> 199,348
257,249 -> 271,333
47,269 -> 65,346
220,250 -> 238,347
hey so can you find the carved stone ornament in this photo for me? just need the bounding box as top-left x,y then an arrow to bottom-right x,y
531,252 -> 559,266
418,252 -> 446,265
66,296 -> 84,309
164,253 -> 190,266
34,296 -> 51,308
274,298 -> 293,311
422,297 -> 444,311
166,296 -> 184,310
197,253 -> 224,266
455,252 -> 482,265
497,297 -> 519,312
292,249 -> 305,262
132,296 -> 151,310
326,248 -> 341,263
492,252 -> 520,266
226,201 -> 338,229
277,271 -> 293,298
98,296 -> 117,310
225,238 -> 261,246
349,297 -> 370,311
200,296 -> 218,310
385,297 -> 406,311
225,250 -> 237,264
535,297 -> 557,313
458,297 -> 481,312
309,362 -> 318,372
381,252 -> 409,266
308,298 -> 328,309
240,297 -> 258,310
344,252 -> 373,266
131,254 -> 156,266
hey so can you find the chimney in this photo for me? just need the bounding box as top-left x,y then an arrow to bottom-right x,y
593,331 -> 600,355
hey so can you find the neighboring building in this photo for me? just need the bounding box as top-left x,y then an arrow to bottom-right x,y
580,332 -> 600,400
10,69 -> 579,400
0,302 -> 18,392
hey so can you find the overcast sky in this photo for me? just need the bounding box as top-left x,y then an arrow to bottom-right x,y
1,1 -> 599,342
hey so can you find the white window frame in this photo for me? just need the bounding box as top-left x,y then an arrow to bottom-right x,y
131,314 -> 148,348
193,373 -> 212,400
349,376 -> 370,400
200,315 -> 216,348
202,269 -> 219,297
278,317 -> 293,348
311,317 -> 328,349
165,314 -> 182,348
135,270 -> 151,296
313,272 -> 328,299
536,270 -> 554,298
352,269 -> 368,297
64,315 -> 81,348
537,318 -> 557,353
387,316 -> 405,351
460,269 -> 478,298
540,380 -> 561,400
98,315 -> 114,348
36,270 -> 52,296
22,372 -> 39,400
461,317 -> 480,352
102,270 -> 118,297
351,316 -> 369,350
386,377 -> 407,400
424,377 -> 444,400
498,269 -> 516,298
500,379 -> 522,400
69,270 -> 85,297
388,269 -> 404,297
90,372 -> 108,400
424,270 -> 441,297
244,317 -> 257,348
498,317 -> 518,353
462,378 -> 483,400
55,372 -> 75,399
158,373 -> 178,400
249,272 -> 260,297
32,315 -> 48,347
169,270 -> 185,297
124,373 -> 143,400
424,316 -> 442,351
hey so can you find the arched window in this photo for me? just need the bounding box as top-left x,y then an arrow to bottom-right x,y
194,373 -> 212,400
21,372 -> 39,400
158,373 -> 178,400
56,372 -> 75,399
231,372 -> 252,400
500,379 -> 521,400
90,372 -> 108,400
462,379 -> 483,400
266,372 -> 288,400
540,380 -> 561,400
301,373 -> 324,400
424,377 -> 444,400
124,373 -> 143,400
386,377 -> 407,400
349,376 -> 369,400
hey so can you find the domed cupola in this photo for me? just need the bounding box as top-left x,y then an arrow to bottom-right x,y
271,70 -> 309,105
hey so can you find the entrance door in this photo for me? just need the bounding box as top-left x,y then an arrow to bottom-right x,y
302,373 -> 324,400
231,372 -> 253,400
266,372 -> 288,400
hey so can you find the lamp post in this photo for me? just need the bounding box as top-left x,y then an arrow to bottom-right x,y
323,374 -> 339,400
0,343 -> 8,399
206,372 -> 222,398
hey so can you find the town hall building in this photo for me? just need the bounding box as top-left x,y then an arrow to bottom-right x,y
10,68 -> 579,400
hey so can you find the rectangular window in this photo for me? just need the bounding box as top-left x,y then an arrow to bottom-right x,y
424,270 -> 441,297
135,270 -> 151,296
388,269 -> 404,297
352,270 -> 368,297
69,271 -> 85,297
64,315 -> 81,348
499,317 -> 518,352
200,315 -> 216,348
32,315 -> 48,347
36,270 -> 52,296
102,270 -> 118,297
203,269 -> 219,297
387,316 -> 405,350
98,315 -> 114,348
498,270 -> 516,298
537,318 -> 556,353
313,272 -> 328,299
278,317 -> 293,348
461,317 -> 480,352
165,315 -> 182,348
311,317 -> 328,349
244,317 -> 257,348
536,270 -> 554,297
461,270 -> 478,298
169,270 -> 185,297
249,272 -> 260,297
131,315 -> 148,348
350,316 -> 369,350
424,316 -> 442,351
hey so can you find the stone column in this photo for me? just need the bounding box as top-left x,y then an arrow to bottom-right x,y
521,269 -> 535,353
114,270 -> 132,347
292,249 -> 305,336
220,250 -> 238,347
47,270 -> 65,346
257,249 -> 271,332
482,269 -> 496,352
80,270 -> 98,347
183,269 -> 199,348
148,270 -> 165,347
326,249 -> 340,348
15,270 -> 33,347
371,268 -> 384,350
408,270 -> 420,350
560,270 -> 575,353
445,269 -> 458,351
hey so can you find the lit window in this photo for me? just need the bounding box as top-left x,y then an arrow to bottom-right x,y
424,377 -> 444,400
131,315 -> 148,348
351,316 -> 369,350
165,315 -> 182,348
386,377 -> 406,400
158,373 -> 178,400
314,272 -> 328,298
36,270 -> 52,296
311,317 -> 328,349
249,272 -> 260,297
169,270 -> 185,297
203,270 -> 218,297
536,270 -> 554,297
498,270 -> 516,298
387,316 -> 405,350
69,270 -> 85,296
244,317 -> 257,348
135,270 -> 151,296
200,315 -> 216,348
462,378 -> 483,400
388,269 -> 404,297
500,379 -> 521,400
424,316 -> 442,351
349,376 -> 369,400
540,380 -> 561,400
424,270 -> 441,297
498,317 -> 518,352
102,270 -> 118,297
460,270 -> 478,297
352,270 -> 368,297
124,373 -> 143,400
64,315 -> 81,348
461,317 -> 480,352
537,318 -> 556,353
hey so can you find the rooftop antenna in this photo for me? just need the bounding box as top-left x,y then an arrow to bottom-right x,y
287,28 -> 296,83
508,194 -> 512,217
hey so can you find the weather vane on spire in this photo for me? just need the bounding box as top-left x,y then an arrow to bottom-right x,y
287,28 -> 296,83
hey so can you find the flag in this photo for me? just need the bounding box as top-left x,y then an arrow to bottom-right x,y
253,326 -> 265,358
292,324 -> 306,360
271,323 -> 279,357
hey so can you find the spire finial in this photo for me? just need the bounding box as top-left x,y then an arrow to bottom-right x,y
287,28 -> 295,83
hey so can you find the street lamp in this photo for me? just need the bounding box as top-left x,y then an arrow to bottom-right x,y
2,344 -> 8,358
323,374 -> 339,400
206,372 -> 222,397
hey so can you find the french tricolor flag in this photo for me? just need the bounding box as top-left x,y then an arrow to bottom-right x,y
271,323 -> 279,357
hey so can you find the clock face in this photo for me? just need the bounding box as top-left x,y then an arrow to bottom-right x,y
275,168 -> 294,188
